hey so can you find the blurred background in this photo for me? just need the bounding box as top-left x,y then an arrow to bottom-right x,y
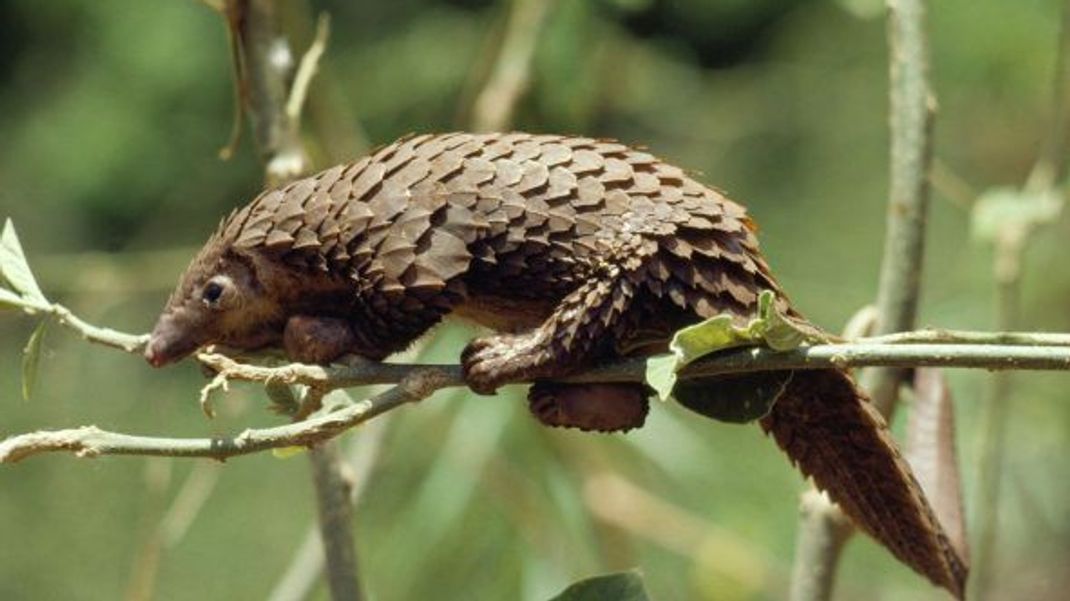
1,0 -> 1068,599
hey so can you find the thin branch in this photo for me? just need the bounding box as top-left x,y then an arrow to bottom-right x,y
5,338 -> 1070,465
227,3 -> 363,599
200,341 -> 1070,394
285,13 -> 330,123
470,0 -> 557,132
308,442 -> 360,601
233,0 -> 311,185
11,297 -> 149,353
867,0 -> 935,416
789,0 -> 935,598
973,3 -> 1070,596
788,490 -> 853,601
1025,0 -> 1070,193
267,417 -> 389,601
0,368 -> 450,464
973,4 -> 1070,597
864,328 -> 1070,346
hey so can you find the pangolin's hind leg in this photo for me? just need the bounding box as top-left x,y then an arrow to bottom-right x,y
528,381 -> 651,433
461,273 -> 638,394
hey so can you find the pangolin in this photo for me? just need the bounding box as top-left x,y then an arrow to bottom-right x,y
146,132 -> 967,597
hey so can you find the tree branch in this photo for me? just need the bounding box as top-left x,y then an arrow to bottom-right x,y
0,367 -> 450,464
787,490 -> 853,601
470,0 -> 557,132
973,3 -> 1070,597
267,416 -> 390,601
4,332 -> 1070,464
232,0 -> 312,185
216,4 -> 360,599
868,0 -> 935,416
308,441 -> 360,601
789,0 -> 935,598
8,296 -> 149,353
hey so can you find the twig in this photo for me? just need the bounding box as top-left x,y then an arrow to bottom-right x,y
971,213 -> 1021,601
308,442 -> 361,601
866,0 -> 935,416
227,2 -> 362,598
267,417 -> 390,601
787,490 -> 853,601
972,3 -> 1070,597
233,0 -> 311,185
7,294 -> 148,353
864,328 -> 1070,346
5,338 -> 1070,465
470,0 -> 556,132
285,13 -> 330,123
789,0 -> 935,598
0,367 -> 450,463
205,341 -> 1070,392
1025,0 -> 1070,194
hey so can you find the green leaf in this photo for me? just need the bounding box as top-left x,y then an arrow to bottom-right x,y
754,291 -> 823,351
21,320 -> 47,400
643,291 -> 824,402
673,371 -> 793,424
971,186 -> 1062,242
644,354 -> 678,401
671,314 -> 751,362
0,219 -> 47,304
548,570 -> 651,601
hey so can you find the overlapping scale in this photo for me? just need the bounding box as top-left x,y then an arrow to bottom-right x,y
212,131 -> 782,336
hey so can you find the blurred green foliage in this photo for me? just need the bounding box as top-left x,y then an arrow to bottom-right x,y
1,0 -> 1068,600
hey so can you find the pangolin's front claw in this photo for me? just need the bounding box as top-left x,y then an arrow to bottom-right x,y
462,333 -> 551,395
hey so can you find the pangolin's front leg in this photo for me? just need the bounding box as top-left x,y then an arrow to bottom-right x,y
461,273 -> 637,394
461,272 -> 653,433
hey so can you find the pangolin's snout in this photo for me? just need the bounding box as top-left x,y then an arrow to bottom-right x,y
144,314 -> 201,368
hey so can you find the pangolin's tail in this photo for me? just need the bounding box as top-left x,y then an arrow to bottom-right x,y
758,369 -> 968,599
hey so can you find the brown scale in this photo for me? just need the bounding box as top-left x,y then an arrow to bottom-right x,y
146,132 -> 966,598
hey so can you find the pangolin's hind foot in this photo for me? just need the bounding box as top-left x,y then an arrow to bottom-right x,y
528,382 -> 649,432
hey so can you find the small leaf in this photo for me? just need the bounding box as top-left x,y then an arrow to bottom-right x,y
0,219 -> 47,304
670,315 -> 753,365
753,290 -> 826,351
673,371 -> 793,424
643,291 -> 823,403
970,186 -> 1062,242
906,369 -> 968,562
645,354 -> 678,401
21,320 -> 47,400
548,570 -> 651,601
271,446 -> 307,459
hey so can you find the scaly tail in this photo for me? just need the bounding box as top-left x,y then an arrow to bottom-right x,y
758,369 -> 968,598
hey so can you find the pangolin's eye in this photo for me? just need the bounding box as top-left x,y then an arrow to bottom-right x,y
202,282 -> 224,305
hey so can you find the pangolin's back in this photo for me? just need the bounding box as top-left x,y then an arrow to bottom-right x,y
215,132 -> 783,322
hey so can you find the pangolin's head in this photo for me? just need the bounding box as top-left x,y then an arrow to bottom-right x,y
145,235 -> 281,367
